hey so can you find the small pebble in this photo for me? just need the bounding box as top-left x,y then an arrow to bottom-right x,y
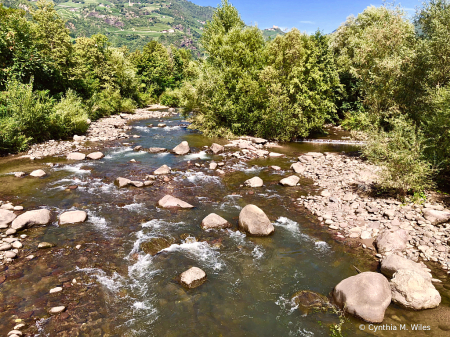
50,287 -> 63,294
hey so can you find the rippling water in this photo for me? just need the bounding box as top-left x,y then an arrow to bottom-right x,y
0,116 -> 448,336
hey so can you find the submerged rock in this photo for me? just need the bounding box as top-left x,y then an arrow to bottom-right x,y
11,209 -> 51,230
210,143 -> 224,154
280,175 -> 300,186
30,169 -> 46,177
380,254 -> 431,279
86,152 -> 104,160
173,141 -> 190,155
59,210 -> 88,225
375,229 -> 408,255
141,237 -> 176,255
201,213 -> 232,230
154,165 -> 171,175
332,272 -> 391,323
291,290 -> 332,312
180,267 -> 207,289
390,269 -> 441,310
244,177 -> 263,187
158,195 -> 194,209
238,204 -> 274,236
67,152 -> 86,160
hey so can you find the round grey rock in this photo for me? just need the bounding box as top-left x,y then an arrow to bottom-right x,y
238,204 -> 274,236
59,210 -> 88,225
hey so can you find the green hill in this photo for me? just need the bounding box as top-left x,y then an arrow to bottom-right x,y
262,26 -> 285,40
2,0 -> 215,53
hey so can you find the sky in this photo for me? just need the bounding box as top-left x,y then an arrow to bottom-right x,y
192,0 -> 424,33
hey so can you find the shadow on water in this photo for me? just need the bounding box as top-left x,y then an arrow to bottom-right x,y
0,115 -> 448,336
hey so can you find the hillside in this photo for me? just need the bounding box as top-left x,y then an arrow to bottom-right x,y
262,26 -> 285,40
3,0 -> 215,53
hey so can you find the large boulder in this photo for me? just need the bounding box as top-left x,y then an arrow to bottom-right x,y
67,152 -> 86,160
158,195 -> 194,209
390,269 -> 441,310
0,209 -> 17,228
173,141 -> 190,155
210,143 -> 224,154
381,254 -> 431,280
116,177 -> 132,188
180,267 -> 207,289
244,177 -> 263,188
238,204 -> 274,236
86,152 -> 104,160
201,213 -> 232,230
332,272 -> 391,323
280,175 -> 300,187
30,169 -> 46,177
422,208 -> 450,225
154,165 -> 171,175
375,229 -> 408,255
11,209 -> 52,230
291,162 -> 306,174
59,210 -> 87,225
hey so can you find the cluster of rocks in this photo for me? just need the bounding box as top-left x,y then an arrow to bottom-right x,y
332,254 -> 441,323
291,152 -> 450,272
218,137 -> 285,160
0,205 -> 87,265
25,106 -> 174,159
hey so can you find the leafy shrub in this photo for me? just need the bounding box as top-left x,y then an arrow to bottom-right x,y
160,89 -> 180,107
49,89 -> 89,138
362,116 -> 434,194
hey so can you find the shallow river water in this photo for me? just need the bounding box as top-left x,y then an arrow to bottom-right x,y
0,115 -> 449,336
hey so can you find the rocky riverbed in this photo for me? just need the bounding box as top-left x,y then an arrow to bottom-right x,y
0,111 -> 449,336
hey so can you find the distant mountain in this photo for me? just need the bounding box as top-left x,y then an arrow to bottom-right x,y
3,0 -> 215,53
2,0 -> 285,53
262,26 -> 285,40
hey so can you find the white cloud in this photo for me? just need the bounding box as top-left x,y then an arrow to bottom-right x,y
299,20 -> 315,24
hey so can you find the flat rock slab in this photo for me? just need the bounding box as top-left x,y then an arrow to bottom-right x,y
154,165 -> 171,175
239,204 -> 274,236
422,208 -> 450,225
201,213 -> 232,230
0,209 -> 17,227
158,195 -> 194,209
0,243 -> 12,251
210,143 -> 224,154
148,147 -> 166,153
11,209 -> 51,230
269,152 -> 284,157
390,269 -> 441,310
291,162 -> 305,174
173,141 -> 190,155
141,237 -> 176,255
333,272 -> 391,323
381,254 -> 431,279
49,306 -> 66,314
67,152 -> 86,160
86,152 -> 104,160
30,169 -> 46,177
244,177 -> 263,187
59,210 -> 87,225
116,177 -> 132,188
280,175 -> 300,186
180,267 -> 207,289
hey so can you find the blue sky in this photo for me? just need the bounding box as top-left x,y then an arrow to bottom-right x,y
193,0 -> 424,33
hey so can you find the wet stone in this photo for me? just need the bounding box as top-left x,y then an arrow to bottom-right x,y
49,306 -> 66,314
38,242 -> 55,249
291,290 -> 332,313
141,237 -> 176,256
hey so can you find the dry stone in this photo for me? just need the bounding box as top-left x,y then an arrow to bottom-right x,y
244,177 -> 263,187
173,141 -> 190,155
158,195 -> 194,209
332,272 -> 391,323
238,205 -> 274,236
67,152 -> 86,160
201,213 -> 231,230
210,143 -> 224,154
86,152 -> 104,160
280,176 -> 300,187
30,169 -> 46,177
180,267 -> 206,288
59,210 -> 87,225
11,209 -> 51,230
154,165 -> 171,175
